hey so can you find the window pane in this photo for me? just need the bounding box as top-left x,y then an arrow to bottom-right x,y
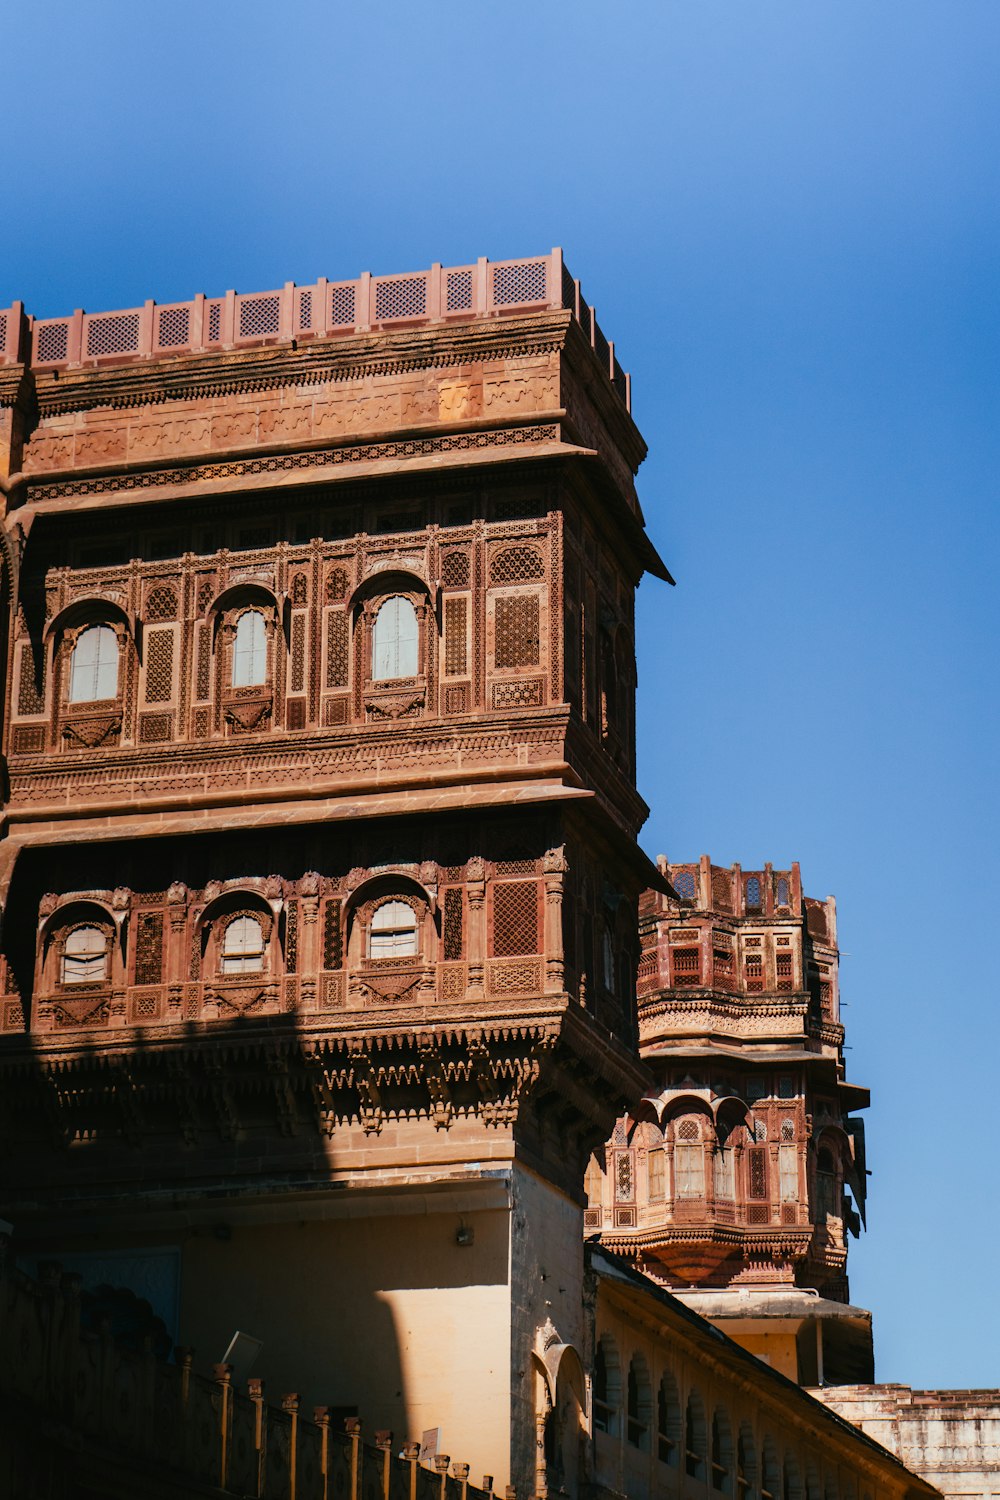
221,915 -> 264,973
369,900 -> 418,957
232,611 -> 267,687
63,925 -> 108,983
675,1144 -> 705,1197
69,626 -> 119,702
372,597 -> 418,681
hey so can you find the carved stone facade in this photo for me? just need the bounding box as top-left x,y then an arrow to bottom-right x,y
586,856 -> 874,1385
0,253 -> 664,1496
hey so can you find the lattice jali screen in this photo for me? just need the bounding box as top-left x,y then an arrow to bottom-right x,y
195,624 -> 211,700
12,726 -> 44,755
446,269 -> 474,311
374,276 -> 427,321
492,678 -> 542,710
296,290 -> 313,333
291,573 -> 308,606
329,284 -> 356,327
86,313 -> 140,357
776,952 -> 793,990
487,959 -> 541,995
745,954 -> 764,992
747,1204 -> 770,1225
495,595 -> 540,669
144,629 -> 174,703
206,302 -> 223,342
17,643 -> 45,715
443,888 -> 463,961
444,598 -> 467,676
326,612 -> 349,688
322,900 -> 343,969
145,584 -> 177,620
285,901 -> 298,973
780,1118 -> 795,1142
239,295 -> 281,338
324,696 -> 348,726
134,912 -> 164,986
489,545 -> 544,584
139,712 -> 172,742
0,312 -> 6,355
677,1118 -> 700,1142
286,699 -> 306,730
440,551 -> 470,588
36,323 -> 69,362
444,684 -> 468,714
157,306 -> 190,349
748,1146 -> 768,1199
492,881 -> 539,957
290,615 -> 306,693
712,870 -> 733,913
326,566 -> 349,602
492,260 -> 547,306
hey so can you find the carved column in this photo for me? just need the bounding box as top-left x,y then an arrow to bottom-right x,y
298,872 -> 321,1012
466,857 -> 485,1000
166,882 -> 188,1018
542,847 -> 567,995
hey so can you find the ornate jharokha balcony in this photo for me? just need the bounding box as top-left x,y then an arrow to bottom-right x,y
0,249 -> 631,407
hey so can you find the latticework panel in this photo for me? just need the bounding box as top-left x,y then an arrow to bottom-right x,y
748,1147 -> 768,1199
134,912 -> 164,986
441,550 -> 470,588
157,306 -> 189,348
492,260 -> 547,306
146,584 -> 177,620
239,295 -> 280,338
495,595 -> 540,669
285,901 -> 298,974
291,573 -> 309,606
443,888 -> 463,961
86,313 -> 140,357
144,629 -> 174,704
489,545 -> 544,584
17,643 -> 45,715
375,276 -> 427,321
615,1152 -> 634,1202
139,712 -> 172,742
443,684 -> 468,714
194,624 -> 211,700
326,612 -> 349,688
326,566 -> 349,602
323,900 -> 343,969
444,598 -> 467,676
290,615 -> 306,693
492,881 -> 539,957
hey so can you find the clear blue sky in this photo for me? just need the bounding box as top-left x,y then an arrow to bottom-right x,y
6,1 -> 998,1388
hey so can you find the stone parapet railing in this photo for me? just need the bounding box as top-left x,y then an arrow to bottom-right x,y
0,1249 -> 499,1500
0,249 -> 630,408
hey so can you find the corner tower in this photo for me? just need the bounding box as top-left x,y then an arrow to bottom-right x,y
586,857 -> 873,1385
0,254 -> 667,1493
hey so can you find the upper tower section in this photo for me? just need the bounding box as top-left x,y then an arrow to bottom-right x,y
0,252 -> 668,854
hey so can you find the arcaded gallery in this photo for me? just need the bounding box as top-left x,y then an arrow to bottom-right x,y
0,257 -> 979,1500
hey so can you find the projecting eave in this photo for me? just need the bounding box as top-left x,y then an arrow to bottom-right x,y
673,1288 -> 872,1324
838,1079 -> 871,1111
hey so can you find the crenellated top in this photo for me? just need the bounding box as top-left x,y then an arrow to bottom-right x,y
0,248 -> 632,404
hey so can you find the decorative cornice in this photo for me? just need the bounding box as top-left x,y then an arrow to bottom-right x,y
30,312 -> 574,419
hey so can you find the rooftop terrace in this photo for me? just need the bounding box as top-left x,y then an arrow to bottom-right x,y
0,248 -> 630,408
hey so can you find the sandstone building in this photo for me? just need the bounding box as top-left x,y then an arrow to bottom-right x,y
0,256 -> 975,1500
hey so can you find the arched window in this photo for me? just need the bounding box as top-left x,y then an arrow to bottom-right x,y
372,596 -> 418,680
675,1116 -> 706,1197
712,1409 -> 734,1493
369,900 -> 418,959
674,868 -> 697,900
69,625 -> 119,702
761,1439 -> 780,1500
686,1391 -> 707,1478
737,1423 -> 756,1499
657,1372 -> 680,1465
593,1336 -> 620,1436
626,1356 -> 651,1450
221,915 -> 265,974
776,877 -> 790,907
816,1146 -> 839,1218
62,925 -> 109,985
745,876 -> 762,911
232,610 -> 268,687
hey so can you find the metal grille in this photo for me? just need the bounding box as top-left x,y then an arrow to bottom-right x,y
291,573 -> 308,605
330,284 -> 356,327
134,912 -> 164,986
195,623 -> 210,699
145,629 -> 174,703
239,295 -> 281,338
446,269 -> 473,311
748,1147 -> 768,1199
326,611 -> 349,688
291,614 -> 306,692
443,888 -> 463,961
492,881 -> 538,957
17,644 -> 45,714
440,550 -> 469,588
616,1152 -> 634,1201
375,276 -> 427,321
87,313 -> 140,357
157,306 -> 190,348
146,584 -> 177,620
444,598 -> 467,676
326,566 -> 349,602
323,900 -> 343,969
489,545 -> 544,584
297,290 -> 312,332
492,260 -> 547,305
37,323 -> 69,362
207,303 -> 222,341
495,595 -> 539,669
